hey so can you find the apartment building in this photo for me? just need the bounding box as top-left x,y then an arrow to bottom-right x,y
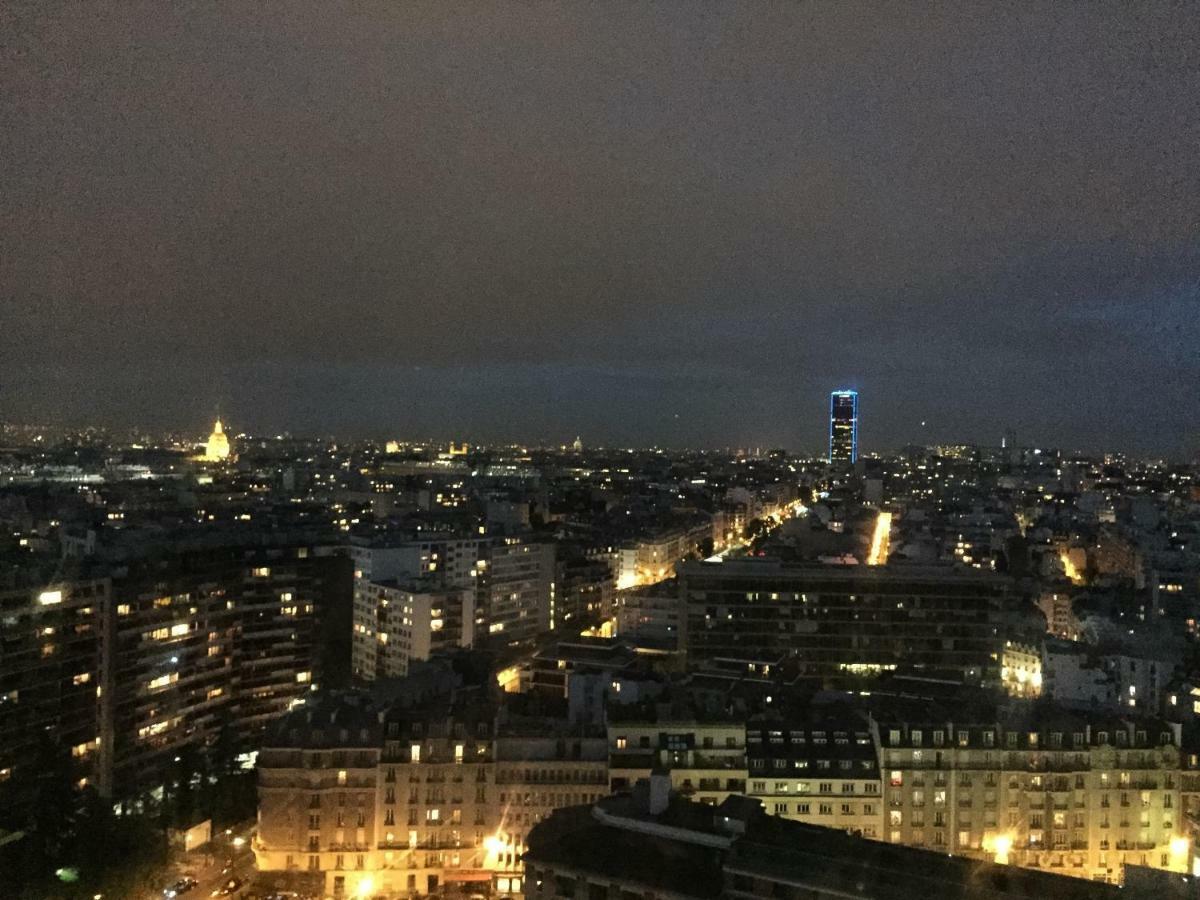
353,579 -> 474,679
0,579 -> 109,800
679,558 -> 1016,685
100,543 -> 349,801
0,540 -> 349,806
492,735 -> 608,881
607,714 -> 747,805
480,539 -> 556,647
876,712 -> 1188,883
745,716 -> 881,839
633,525 -> 710,586
255,695 -> 608,899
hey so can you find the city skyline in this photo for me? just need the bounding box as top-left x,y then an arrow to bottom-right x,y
3,4 -> 1199,455
0,404 -> 1194,463
5,4 -> 1200,899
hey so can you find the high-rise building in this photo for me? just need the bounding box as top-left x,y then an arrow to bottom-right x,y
828,390 -> 858,464
0,579 -> 109,803
0,542 -> 350,805
99,542 -> 350,800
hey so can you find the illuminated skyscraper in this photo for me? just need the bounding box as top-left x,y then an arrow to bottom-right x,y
828,390 -> 858,463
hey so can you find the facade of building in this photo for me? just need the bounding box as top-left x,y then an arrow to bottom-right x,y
745,716 -> 882,838
101,542 -> 350,801
255,697 -> 608,899
353,580 -> 474,680
351,537 -> 556,669
679,559 -> 1016,685
633,526 -> 710,586
828,390 -> 858,465
1,542 -> 348,806
876,713 -> 1189,883
1000,640 -> 1043,698
607,716 -> 747,806
555,558 -> 614,633
480,540 -> 556,648
492,735 -> 608,881
203,418 -> 232,462
0,579 -> 109,797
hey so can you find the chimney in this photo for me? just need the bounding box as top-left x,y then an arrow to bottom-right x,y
648,771 -> 671,815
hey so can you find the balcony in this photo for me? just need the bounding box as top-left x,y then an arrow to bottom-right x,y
692,754 -> 747,770
609,753 -> 657,770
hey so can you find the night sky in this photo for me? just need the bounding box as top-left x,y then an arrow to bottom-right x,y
3,3 -> 1198,455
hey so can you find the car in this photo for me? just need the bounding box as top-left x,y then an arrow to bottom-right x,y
211,877 -> 243,897
165,877 -> 200,898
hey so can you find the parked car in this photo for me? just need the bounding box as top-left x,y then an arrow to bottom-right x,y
212,877 -> 243,897
165,877 -> 200,898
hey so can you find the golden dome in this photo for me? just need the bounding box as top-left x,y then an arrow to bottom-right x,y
204,418 -> 231,461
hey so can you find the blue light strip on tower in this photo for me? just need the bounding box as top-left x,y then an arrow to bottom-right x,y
829,389 -> 858,464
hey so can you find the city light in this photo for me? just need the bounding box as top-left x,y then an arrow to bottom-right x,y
354,874 -> 376,898
866,511 -> 892,565
985,833 -> 1013,865
484,835 -> 506,856
1171,835 -> 1189,859
1059,552 -> 1084,584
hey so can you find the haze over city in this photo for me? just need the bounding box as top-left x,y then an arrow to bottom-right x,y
5,5 -> 1200,900
3,3 -> 1199,454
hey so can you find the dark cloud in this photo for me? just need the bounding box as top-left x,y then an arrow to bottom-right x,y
2,2 -> 1198,453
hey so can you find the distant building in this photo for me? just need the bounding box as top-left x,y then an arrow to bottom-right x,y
203,417 -> 232,461
828,390 -> 858,464
482,540 -> 556,646
350,537 -> 557,669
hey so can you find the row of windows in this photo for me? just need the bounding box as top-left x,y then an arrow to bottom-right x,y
773,801 -> 876,817
751,780 -> 878,795
752,758 -> 873,772
887,727 -> 1175,749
